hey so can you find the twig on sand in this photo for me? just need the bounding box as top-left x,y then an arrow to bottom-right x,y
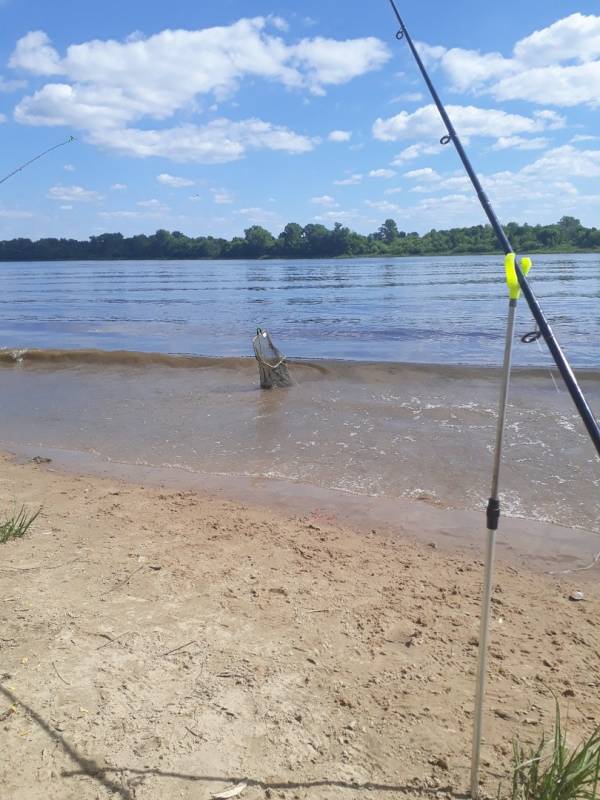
306,609 -> 329,614
162,640 -> 197,657
52,661 -> 70,686
185,725 -> 205,739
96,632 -> 132,651
100,565 -> 145,597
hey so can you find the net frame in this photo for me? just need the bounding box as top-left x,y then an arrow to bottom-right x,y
252,328 -> 292,389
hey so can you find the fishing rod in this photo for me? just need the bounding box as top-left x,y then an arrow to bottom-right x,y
386,2 -> 600,797
387,0 -> 600,456
0,136 -> 76,187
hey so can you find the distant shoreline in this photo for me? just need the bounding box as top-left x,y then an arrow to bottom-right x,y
1,215 -> 597,260
0,247 -> 598,262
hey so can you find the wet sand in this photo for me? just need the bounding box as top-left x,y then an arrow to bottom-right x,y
1,453 -> 599,800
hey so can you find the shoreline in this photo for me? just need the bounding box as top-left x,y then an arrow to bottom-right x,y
1,451 -> 598,800
4,445 -> 600,576
2,345 -> 600,376
1,248 -> 599,264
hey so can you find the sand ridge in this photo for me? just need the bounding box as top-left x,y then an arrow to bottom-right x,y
0,453 -> 598,800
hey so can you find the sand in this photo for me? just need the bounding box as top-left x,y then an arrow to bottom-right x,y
1,452 -> 598,800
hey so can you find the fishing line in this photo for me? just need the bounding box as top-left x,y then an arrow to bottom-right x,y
0,136 -> 76,187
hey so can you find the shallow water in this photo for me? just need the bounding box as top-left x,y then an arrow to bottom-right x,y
0,356 -> 598,534
1,254 -> 599,366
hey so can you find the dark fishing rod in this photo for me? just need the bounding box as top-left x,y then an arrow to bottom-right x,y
387,0 -> 600,456
0,136 -> 76,187
386,3 -> 600,798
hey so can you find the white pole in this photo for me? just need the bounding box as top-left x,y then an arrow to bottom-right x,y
470,299 -> 517,798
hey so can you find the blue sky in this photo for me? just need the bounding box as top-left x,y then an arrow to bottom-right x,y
1,0 -> 599,240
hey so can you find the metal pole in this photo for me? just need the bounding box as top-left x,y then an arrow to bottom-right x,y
470,299 -> 517,798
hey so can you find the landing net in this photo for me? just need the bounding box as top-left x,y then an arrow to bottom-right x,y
252,328 -> 292,389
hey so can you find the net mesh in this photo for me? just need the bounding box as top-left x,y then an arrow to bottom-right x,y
252,328 -> 292,389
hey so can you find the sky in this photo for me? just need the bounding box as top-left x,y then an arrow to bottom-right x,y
1,0 -> 600,241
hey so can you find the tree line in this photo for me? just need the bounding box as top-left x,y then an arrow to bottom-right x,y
0,216 -> 598,261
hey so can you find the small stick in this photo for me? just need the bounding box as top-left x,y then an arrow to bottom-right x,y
100,565 -> 145,597
52,661 -> 70,686
96,632 -> 131,650
185,726 -> 204,739
162,639 -> 197,657
306,609 -> 329,614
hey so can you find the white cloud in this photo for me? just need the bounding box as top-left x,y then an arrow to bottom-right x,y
404,167 -> 440,180
314,209 -> 361,222
157,173 -> 194,188
268,15 -> 289,33
236,206 -> 282,226
311,194 -> 337,206
384,144 -> 600,228
391,143 -> 443,163
59,204 -> 72,210
0,113 -> 6,123
357,144 -> 600,231
425,13 -> 600,108
84,119 -> 317,163
521,144 -> 600,179
365,199 -> 402,213
389,92 -> 424,103
0,75 -> 26,92
99,210 -> 144,219
334,173 -> 363,186
373,104 -> 562,142
493,63 -> 600,107
9,31 -> 62,75
292,35 -> 390,94
211,188 -> 234,204
63,163 -> 75,171
328,129 -> 351,142
110,183 -> 127,190
491,136 -> 549,151
369,168 -> 396,178
514,13 -> 600,65
47,184 -> 103,202
137,198 -> 163,208
10,19 -> 389,162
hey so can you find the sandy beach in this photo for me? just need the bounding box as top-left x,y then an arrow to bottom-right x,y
1,452 -> 598,800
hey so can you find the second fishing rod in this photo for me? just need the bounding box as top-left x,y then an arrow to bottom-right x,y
387,0 -> 600,457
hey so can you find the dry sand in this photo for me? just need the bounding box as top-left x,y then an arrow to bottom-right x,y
1,452 -> 598,800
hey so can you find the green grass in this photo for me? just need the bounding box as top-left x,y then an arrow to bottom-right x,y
507,703 -> 600,800
0,504 -> 41,544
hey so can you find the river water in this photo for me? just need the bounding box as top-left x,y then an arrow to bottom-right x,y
0,254 -> 599,366
0,255 -> 598,539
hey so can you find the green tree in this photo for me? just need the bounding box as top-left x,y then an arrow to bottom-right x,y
243,225 -> 275,257
378,218 -> 399,244
278,222 -> 304,257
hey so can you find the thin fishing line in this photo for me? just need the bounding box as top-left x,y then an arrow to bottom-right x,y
0,136 -> 76,187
